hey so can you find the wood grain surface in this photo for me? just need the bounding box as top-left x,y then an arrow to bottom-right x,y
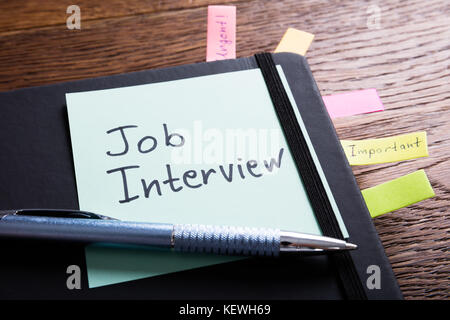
0,0 -> 448,299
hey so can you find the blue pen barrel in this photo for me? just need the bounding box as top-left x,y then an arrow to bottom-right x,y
0,214 -> 282,257
0,215 -> 173,247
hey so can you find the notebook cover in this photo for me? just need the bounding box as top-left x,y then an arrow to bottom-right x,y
0,52 -> 402,299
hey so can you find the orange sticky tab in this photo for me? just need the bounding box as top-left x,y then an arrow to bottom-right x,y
275,28 -> 314,56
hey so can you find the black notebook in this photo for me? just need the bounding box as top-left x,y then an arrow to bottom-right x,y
0,52 -> 402,299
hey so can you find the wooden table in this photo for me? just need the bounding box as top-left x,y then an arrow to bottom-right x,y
0,0 -> 448,299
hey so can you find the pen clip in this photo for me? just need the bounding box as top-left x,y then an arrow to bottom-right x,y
11,209 -> 117,220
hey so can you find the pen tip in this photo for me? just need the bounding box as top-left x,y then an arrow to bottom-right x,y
345,243 -> 358,250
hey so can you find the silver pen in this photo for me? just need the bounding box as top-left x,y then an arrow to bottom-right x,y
0,209 -> 357,257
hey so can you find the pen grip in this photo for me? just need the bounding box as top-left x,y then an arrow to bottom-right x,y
173,224 -> 280,257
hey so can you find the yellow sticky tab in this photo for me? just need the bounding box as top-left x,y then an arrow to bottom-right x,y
361,170 -> 435,218
274,28 -> 314,56
341,131 -> 428,165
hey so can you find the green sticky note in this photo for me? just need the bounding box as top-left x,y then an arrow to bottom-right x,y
66,66 -> 347,288
361,170 -> 435,218
86,244 -> 239,288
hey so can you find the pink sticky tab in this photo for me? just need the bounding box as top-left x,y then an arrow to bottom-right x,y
206,5 -> 236,62
322,89 -> 384,119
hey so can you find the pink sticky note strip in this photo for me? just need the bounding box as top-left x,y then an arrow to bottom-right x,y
206,5 -> 236,62
322,89 -> 384,119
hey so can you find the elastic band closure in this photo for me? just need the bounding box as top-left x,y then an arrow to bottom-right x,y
254,52 -> 367,300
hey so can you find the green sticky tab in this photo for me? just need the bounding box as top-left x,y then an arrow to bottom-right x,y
361,170 -> 435,218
